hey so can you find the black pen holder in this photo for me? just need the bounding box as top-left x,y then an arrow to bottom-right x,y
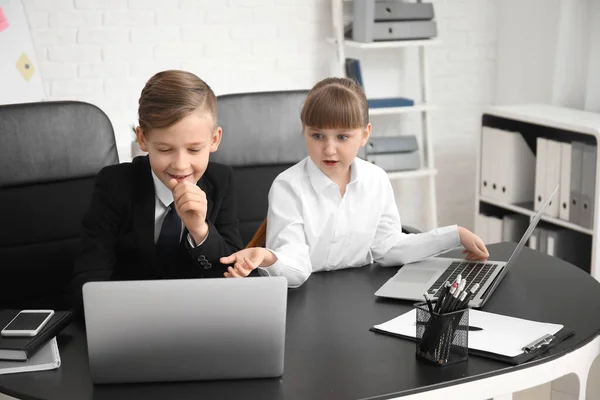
414,302 -> 469,366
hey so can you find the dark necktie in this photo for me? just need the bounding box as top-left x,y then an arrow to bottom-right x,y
156,202 -> 181,263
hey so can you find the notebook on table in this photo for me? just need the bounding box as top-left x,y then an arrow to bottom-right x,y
371,308 -> 574,365
0,310 -> 72,361
0,337 -> 60,375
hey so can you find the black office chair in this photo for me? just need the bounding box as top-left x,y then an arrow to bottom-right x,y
0,101 -> 118,309
212,90 -> 310,246
212,90 -> 421,247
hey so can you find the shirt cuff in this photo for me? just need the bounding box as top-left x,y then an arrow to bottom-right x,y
258,249 -> 283,276
187,230 -> 209,248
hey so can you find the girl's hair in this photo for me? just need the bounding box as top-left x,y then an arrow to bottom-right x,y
300,77 -> 369,130
138,70 -> 217,133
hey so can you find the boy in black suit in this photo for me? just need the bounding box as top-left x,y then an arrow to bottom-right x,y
71,70 -> 244,310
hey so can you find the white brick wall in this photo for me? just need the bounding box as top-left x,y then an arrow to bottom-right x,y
22,0 -> 498,230
430,0 -> 498,229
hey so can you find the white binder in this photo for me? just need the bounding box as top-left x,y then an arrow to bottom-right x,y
534,137 -> 548,212
483,128 -> 535,204
559,142 -> 572,221
528,227 -> 540,250
480,127 -> 495,198
497,130 -> 535,204
544,140 -> 562,218
487,215 -> 503,244
475,213 -> 489,244
538,227 -> 548,254
480,127 -> 535,205
502,214 -> 529,242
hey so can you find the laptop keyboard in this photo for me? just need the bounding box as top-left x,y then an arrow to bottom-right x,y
427,261 -> 498,297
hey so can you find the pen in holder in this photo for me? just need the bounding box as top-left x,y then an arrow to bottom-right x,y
414,301 -> 469,366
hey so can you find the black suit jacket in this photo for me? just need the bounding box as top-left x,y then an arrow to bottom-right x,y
70,156 -> 243,310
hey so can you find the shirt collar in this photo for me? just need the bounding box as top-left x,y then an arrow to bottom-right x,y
306,157 -> 361,193
151,171 -> 174,208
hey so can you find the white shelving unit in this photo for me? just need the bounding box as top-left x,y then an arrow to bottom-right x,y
329,0 -> 439,229
475,104 -> 600,279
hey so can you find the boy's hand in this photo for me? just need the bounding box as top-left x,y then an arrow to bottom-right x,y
169,178 -> 209,244
220,247 -> 277,278
458,226 -> 489,261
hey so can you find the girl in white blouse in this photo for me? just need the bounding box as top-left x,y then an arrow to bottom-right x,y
221,77 -> 488,287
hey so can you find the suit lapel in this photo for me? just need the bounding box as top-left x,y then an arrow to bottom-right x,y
132,157 -> 163,277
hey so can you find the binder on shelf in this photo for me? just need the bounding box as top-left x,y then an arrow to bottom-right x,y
487,215 -> 503,244
481,127 -> 534,204
345,58 -> 415,109
488,128 -> 503,201
538,227 -> 548,254
546,227 -> 575,257
351,0 -> 437,42
544,139 -> 562,218
369,21 -> 437,41
580,144 -> 597,229
502,214 -> 529,243
365,135 -> 419,154
351,0 -> 375,43
374,1 -> 434,22
475,213 -> 489,244
371,308 -> 574,365
359,136 -> 421,171
480,127 -> 495,198
528,227 -> 540,250
541,226 -> 591,272
368,98 -> 414,108
364,153 -> 420,171
559,142 -> 572,221
569,141 -> 585,225
534,137 -> 548,212
498,130 -> 535,204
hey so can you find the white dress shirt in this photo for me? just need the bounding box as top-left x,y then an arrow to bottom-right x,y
151,172 -> 207,247
260,157 -> 461,287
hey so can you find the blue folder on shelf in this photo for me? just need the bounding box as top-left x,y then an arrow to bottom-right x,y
368,98 -> 414,108
345,58 -> 415,109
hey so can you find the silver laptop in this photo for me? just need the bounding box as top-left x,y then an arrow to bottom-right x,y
375,186 -> 559,308
82,276 -> 287,384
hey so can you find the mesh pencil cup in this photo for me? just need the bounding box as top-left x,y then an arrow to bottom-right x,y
414,302 -> 469,366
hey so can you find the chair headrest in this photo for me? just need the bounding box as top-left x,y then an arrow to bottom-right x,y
211,90 -> 309,167
0,101 -> 118,187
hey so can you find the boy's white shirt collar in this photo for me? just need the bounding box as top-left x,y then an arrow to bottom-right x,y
151,171 -> 174,207
306,157 -> 360,194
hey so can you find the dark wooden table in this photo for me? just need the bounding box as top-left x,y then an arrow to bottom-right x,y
1,243 -> 600,400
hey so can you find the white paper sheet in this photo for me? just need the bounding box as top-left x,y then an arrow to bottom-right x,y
374,309 -> 564,357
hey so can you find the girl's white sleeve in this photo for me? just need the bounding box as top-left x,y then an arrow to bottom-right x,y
371,175 -> 461,266
258,179 -> 312,287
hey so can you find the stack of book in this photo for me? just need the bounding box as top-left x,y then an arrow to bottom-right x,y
0,310 -> 71,375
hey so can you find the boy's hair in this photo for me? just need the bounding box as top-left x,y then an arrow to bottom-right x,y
138,70 -> 217,133
300,77 -> 369,130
